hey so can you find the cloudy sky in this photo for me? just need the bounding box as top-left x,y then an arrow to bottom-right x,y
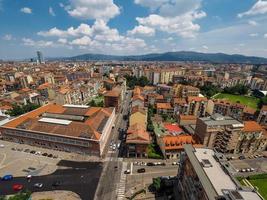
0,0 -> 267,59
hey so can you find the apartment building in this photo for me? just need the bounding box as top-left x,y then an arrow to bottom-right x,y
176,144 -> 262,200
104,86 -> 122,112
235,121 -> 267,154
257,105 -> 267,126
187,97 -> 208,117
195,114 -> 244,153
156,103 -> 173,115
213,100 -> 244,120
153,122 -> 200,159
173,84 -> 200,98
0,104 -> 116,156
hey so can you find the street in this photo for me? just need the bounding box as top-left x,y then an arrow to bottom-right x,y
94,90 -> 132,200
0,160 -> 102,200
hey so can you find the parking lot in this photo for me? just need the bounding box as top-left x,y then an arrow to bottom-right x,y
0,160 -> 103,200
0,140 -> 100,177
229,157 -> 267,176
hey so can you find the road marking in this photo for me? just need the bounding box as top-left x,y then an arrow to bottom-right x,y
0,153 -> 7,167
117,162 -> 127,200
130,162 -> 133,175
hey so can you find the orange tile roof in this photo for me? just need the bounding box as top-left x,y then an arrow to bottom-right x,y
173,98 -> 187,104
131,105 -> 147,115
0,105 -> 13,110
163,135 -> 198,150
156,103 -> 172,110
37,82 -> 51,90
242,121 -> 263,132
179,115 -> 197,120
126,124 -> 150,144
3,104 -> 114,141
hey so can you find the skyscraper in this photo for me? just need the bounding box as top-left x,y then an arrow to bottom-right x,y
36,51 -> 44,64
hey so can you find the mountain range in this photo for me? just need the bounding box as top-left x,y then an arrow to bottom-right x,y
61,51 -> 267,64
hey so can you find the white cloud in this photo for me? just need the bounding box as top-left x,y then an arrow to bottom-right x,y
127,25 -> 155,37
70,36 -> 92,46
37,20 -> 147,54
248,20 -> 258,26
38,23 -> 92,38
264,33 -> 267,38
3,34 -> 12,41
202,45 -> 208,49
132,0 -> 206,38
65,0 -> 120,21
59,3 -> 64,8
136,11 -> 206,38
49,7 -> 56,16
20,7 -> 32,14
249,33 -> 259,37
238,0 -> 267,18
22,38 -> 53,47
58,38 -> 67,44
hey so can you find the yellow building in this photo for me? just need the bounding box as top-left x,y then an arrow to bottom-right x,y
129,106 -> 147,127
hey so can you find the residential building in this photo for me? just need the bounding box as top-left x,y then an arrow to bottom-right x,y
126,123 -> 150,158
195,114 -> 244,153
187,96 -> 208,117
257,105 -> 267,126
235,121 -> 267,154
173,84 -> 200,98
129,105 -> 147,127
104,86 -> 122,112
156,103 -> 173,115
176,144 -> 262,200
153,122 -> 200,159
0,104 -> 115,156
178,115 -> 197,126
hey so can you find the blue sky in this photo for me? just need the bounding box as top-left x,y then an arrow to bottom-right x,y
0,0 -> 267,59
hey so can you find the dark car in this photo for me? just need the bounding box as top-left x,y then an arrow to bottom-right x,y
123,115 -> 128,120
52,181 -> 61,187
147,162 -> 155,166
30,150 -> 36,154
24,149 -> 30,153
137,168 -> 146,173
42,153 -> 48,156
239,155 -> 245,160
48,154 -> 53,157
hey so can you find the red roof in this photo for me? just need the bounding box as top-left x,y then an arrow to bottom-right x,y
164,123 -> 183,133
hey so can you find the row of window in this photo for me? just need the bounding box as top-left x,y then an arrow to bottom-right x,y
4,129 -> 91,147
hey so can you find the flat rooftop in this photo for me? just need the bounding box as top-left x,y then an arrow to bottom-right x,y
2,104 -> 114,141
200,113 -> 243,127
184,145 -> 262,200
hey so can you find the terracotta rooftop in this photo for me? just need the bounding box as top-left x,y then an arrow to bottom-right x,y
179,115 -> 197,120
173,98 -> 187,105
187,96 -> 208,102
156,103 -> 172,110
163,135 -> 200,150
37,82 -> 51,90
164,123 -> 183,133
2,104 -> 114,141
242,121 -> 263,132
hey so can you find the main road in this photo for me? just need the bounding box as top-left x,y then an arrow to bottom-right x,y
94,90 -> 132,200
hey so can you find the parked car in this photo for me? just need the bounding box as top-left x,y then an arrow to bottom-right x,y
0,144 -> 4,148
147,162 -> 155,166
124,170 -> 130,174
48,154 -> 53,157
12,184 -> 23,191
2,174 -> 13,181
42,153 -> 48,156
34,183 -> 43,188
52,181 -> 61,187
172,162 -> 178,165
137,168 -> 146,173
24,149 -> 30,153
30,150 -> 36,154
239,155 -> 245,160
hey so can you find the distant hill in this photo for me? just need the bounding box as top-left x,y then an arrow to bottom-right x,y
62,51 -> 267,64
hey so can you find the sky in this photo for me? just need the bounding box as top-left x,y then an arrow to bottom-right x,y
0,0 -> 267,59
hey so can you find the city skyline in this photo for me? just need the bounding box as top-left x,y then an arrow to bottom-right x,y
1,0 -> 267,59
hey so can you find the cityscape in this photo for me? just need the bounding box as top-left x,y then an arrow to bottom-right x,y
0,1 -> 267,200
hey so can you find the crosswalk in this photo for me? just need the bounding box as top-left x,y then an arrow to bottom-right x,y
117,162 -> 127,200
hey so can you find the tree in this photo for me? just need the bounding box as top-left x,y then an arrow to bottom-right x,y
200,84 -> 222,98
258,96 -> 267,108
7,103 -> 40,117
223,84 -> 249,95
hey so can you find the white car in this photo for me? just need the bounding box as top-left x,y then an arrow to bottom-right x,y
0,144 -> 4,148
34,183 -> 43,188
